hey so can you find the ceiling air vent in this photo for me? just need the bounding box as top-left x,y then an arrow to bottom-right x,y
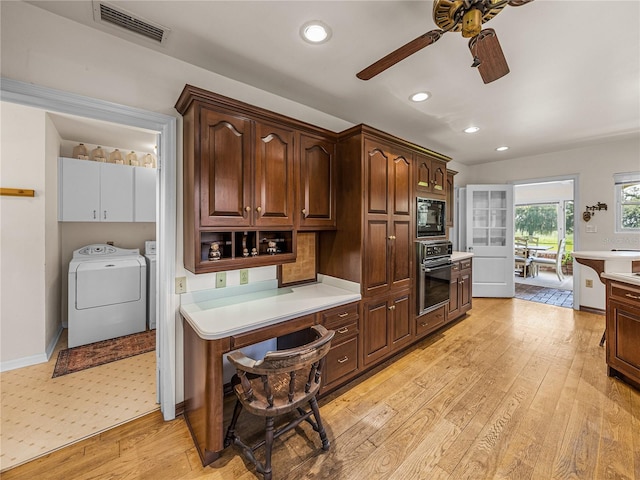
93,1 -> 170,44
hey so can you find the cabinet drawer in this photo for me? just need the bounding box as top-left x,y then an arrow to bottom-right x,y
451,261 -> 460,273
416,306 -> 446,337
321,302 -> 359,329
324,336 -> 358,386
609,281 -> 640,305
331,320 -> 359,345
460,259 -> 472,270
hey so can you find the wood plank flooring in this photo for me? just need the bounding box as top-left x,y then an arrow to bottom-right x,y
4,297 -> 639,480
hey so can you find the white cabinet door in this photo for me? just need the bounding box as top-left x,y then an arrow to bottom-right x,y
133,166 -> 156,222
59,157 -> 100,221
100,162 -> 134,222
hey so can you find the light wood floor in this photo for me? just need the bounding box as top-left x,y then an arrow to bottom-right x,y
4,298 -> 639,480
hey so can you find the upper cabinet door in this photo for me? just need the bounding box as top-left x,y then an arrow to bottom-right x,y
390,150 -> 412,217
365,140 -> 389,216
100,162 -> 134,222
298,133 -> 336,230
199,108 -> 252,227
254,122 -> 295,227
59,157 -> 100,221
415,153 -> 446,198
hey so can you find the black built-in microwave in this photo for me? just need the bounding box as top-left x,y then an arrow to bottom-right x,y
416,197 -> 446,238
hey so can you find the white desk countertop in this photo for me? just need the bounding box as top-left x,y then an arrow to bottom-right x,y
180,277 -> 361,340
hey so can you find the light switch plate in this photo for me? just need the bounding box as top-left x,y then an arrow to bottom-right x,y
240,269 -> 249,285
175,276 -> 187,294
216,272 -> 226,288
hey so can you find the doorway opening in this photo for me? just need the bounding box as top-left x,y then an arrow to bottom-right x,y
513,178 -> 576,308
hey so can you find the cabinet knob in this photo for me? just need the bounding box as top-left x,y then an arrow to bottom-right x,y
245,206 -> 251,212
388,305 -> 396,311
256,206 -> 262,213
301,208 -> 307,218
388,235 -> 396,240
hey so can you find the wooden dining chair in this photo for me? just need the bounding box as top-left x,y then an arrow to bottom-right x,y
531,238 -> 566,281
224,325 -> 335,480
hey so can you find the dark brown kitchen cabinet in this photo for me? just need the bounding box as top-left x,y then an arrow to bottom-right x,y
415,153 -> 447,198
446,170 -> 457,227
320,302 -> 360,394
363,138 -> 413,298
297,133 -> 336,230
362,291 -> 412,367
177,85 -> 338,274
447,258 -> 472,322
605,280 -> 640,389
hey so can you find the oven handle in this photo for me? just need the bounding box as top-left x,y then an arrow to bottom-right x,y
422,262 -> 452,273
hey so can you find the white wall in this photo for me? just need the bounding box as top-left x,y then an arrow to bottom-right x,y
0,102 -> 60,367
459,137 -> 640,309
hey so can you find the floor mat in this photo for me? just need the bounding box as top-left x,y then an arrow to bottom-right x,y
52,330 -> 155,377
515,283 -> 573,308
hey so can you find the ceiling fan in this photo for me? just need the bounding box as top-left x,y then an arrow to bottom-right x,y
356,0 -> 534,84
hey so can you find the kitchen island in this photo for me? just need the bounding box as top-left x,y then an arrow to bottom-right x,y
180,276 -> 360,466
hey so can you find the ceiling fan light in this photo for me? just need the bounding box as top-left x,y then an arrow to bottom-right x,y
410,92 -> 431,102
301,21 -> 332,44
462,9 -> 482,38
496,146 -> 509,151
464,126 -> 480,133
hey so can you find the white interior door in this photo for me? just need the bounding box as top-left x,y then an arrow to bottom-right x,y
466,184 -> 514,297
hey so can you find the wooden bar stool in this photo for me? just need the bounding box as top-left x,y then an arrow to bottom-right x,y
224,325 -> 335,480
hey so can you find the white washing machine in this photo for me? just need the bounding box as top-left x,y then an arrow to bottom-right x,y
68,244 -> 147,348
144,240 -> 156,330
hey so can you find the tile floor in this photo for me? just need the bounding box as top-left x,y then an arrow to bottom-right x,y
0,329 -> 158,472
514,282 -> 574,308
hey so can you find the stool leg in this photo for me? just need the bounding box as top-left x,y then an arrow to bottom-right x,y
263,417 -> 274,480
224,400 -> 243,447
599,330 -> 606,347
309,396 -> 330,451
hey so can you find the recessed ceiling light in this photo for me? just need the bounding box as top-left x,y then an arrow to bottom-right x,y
300,21 -> 332,44
410,92 -> 431,102
496,146 -> 509,152
464,126 -> 480,134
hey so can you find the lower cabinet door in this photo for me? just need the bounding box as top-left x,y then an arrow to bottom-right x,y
363,298 -> 391,366
391,293 -> 412,350
324,337 -> 358,388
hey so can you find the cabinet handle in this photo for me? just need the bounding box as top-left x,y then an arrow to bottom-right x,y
244,206 -> 251,214
420,322 -> 428,327
338,312 -> 349,318
388,235 -> 396,240
256,206 -> 262,213
103,210 -> 107,220
388,305 -> 396,310
301,208 -> 307,218
93,210 -> 96,219
337,327 -> 349,334
337,356 -> 349,364
625,293 -> 640,300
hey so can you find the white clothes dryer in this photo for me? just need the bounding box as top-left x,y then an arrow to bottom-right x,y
144,240 -> 156,330
68,244 -> 147,348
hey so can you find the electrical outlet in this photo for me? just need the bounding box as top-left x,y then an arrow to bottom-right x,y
586,279 -> 593,288
216,272 -> 227,288
175,276 -> 187,294
240,269 -> 249,285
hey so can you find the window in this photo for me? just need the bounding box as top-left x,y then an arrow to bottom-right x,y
614,172 -> 640,232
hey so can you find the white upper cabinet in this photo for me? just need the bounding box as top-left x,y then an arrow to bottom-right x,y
133,166 -> 156,222
58,157 -> 154,223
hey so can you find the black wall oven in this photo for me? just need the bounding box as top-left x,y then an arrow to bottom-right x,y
417,240 -> 452,316
417,197 -> 446,238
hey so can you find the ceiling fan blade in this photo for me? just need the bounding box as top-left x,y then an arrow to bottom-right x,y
508,0 -> 534,6
468,28 -> 510,84
356,30 -> 444,80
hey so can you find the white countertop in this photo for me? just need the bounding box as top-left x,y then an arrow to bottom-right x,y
452,251 -> 474,261
180,277 -> 361,340
601,272 -> 640,287
573,250 -> 640,261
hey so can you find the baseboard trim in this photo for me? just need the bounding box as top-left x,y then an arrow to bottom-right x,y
0,325 -> 64,372
579,305 -> 605,316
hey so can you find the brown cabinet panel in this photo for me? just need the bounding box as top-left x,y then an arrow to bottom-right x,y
324,337 -> 359,387
365,142 -> 389,215
199,108 -> 252,227
254,123 -> 295,227
363,298 -> 391,366
606,281 -> 640,388
391,219 -> 412,290
391,293 -> 412,349
298,134 -> 336,229
416,306 -> 446,338
446,170 -> 456,227
392,153 -> 411,216
447,259 -> 472,322
415,153 -> 446,198
364,219 -> 390,296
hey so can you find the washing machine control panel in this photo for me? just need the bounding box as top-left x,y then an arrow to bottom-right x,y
74,244 -> 140,257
